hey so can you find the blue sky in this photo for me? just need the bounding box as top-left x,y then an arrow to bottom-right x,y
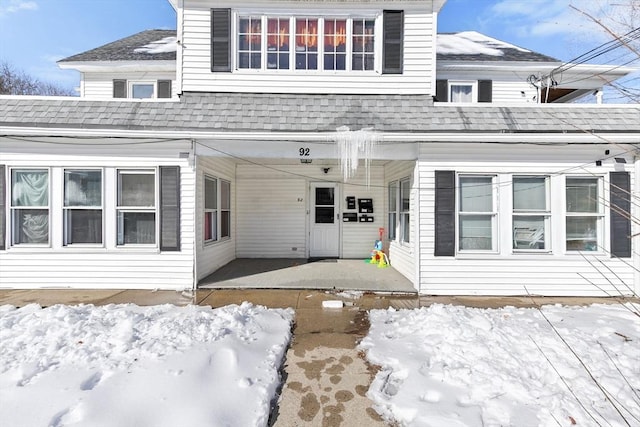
0,0 -> 633,90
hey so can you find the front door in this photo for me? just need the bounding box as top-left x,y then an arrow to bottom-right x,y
309,183 -> 340,257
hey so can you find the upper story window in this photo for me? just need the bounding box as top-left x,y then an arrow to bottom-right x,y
113,79 -> 172,99
212,9 -> 403,74
235,15 -> 375,72
435,79 -> 493,103
450,81 -> 476,103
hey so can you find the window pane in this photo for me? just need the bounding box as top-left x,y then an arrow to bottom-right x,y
221,180 -> 231,210
460,177 -> 492,212
204,211 -> 217,241
295,18 -> 318,70
451,85 -> 473,102
118,212 -> 155,244
566,178 -> 598,213
238,17 -> 261,69
324,19 -> 346,71
267,18 -> 290,70
513,177 -> 545,211
566,216 -> 597,251
459,215 -> 492,250
316,187 -> 334,205
388,212 -> 397,240
400,180 -> 410,212
352,19 -> 375,71
513,216 -> 545,249
65,170 -> 101,207
119,172 -> 155,207
65,209 -> 102,244
389,183 -> 397,211
221,211 -> 230,238
315,207 -> 334,223
13,209 -> 48,244
205,177 -> 217,209
131,84 -> 154,99
401,212 -> 410,243
12,169 -> 48,207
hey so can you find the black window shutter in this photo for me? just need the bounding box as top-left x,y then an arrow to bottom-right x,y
478,80 -> 492,103
211,8 -> 231,72
0,165 -> 5,250
434,170 -> 456,256
157,80 -> 172,98
435,80 -> 448,102
610,171 -> 631,258
382,10 -> 404,74
113,80 -> 127,98
160,166 -> 181,251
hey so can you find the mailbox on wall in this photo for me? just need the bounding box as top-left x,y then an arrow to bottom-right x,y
346,196 -> 356,210
358,198 -> 373,213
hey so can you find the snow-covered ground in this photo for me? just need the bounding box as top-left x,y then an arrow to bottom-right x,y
361,303 -> 640,427
0,302 -> 293,427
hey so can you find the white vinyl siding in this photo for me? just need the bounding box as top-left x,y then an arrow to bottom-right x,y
417,143 -> 635,296
0,144 -> 195,290
385,161 -> 417,285
196,157 -> 236,281
180,2 -> 436,94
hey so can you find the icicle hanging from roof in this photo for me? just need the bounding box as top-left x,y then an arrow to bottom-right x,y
335,126 -> 380,186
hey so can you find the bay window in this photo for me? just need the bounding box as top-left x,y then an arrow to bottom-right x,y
64,169 -> 102,245
566,177 -> 602,251
458,176 -> 496,251
117,170 -> 156,245
513,176 -> 549,251
11,169 -> 49,245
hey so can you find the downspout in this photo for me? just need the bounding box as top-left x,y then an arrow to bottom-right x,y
190,138 -> 198,292
413,162 -> 421,293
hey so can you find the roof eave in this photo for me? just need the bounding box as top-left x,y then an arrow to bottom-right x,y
58,60 -> 176,73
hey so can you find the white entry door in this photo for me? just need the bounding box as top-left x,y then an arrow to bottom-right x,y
309,183 -> 340,257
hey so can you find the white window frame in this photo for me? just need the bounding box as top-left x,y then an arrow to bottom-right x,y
116,169 -> 158,247
449,80 -> 478,103
512,175 -> 551,253
10,167 -> 50,246
388,178 -> 410,245
128,81 -> 156,99
565,176 -> 604,253
234,13 -> 378,73
63,168 -> 104,247
203,175 -> 231,245
457,174 -> 498,253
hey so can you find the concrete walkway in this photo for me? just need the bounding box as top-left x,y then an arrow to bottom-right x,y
0,289 -> 636,426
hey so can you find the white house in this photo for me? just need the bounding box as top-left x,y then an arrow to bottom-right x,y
1,0 -> 639,296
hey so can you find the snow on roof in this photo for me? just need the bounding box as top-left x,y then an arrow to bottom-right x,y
134,36 -> 178,54
437,31 -> 530,56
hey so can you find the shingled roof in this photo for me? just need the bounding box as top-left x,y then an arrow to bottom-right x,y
437,31 -> 559,62
59,29 -> 177,63
0,93 -> 638,134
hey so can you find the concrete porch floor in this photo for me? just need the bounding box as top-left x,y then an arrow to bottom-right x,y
198,258 -> 417,293
1,288 -> 637,426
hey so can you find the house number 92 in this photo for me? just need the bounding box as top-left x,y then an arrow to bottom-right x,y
299,147 -> 310,157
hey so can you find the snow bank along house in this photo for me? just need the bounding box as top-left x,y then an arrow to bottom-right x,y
1,0 -> 639,296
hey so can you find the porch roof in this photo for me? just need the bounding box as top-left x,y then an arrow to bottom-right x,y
0,92 -> 639,134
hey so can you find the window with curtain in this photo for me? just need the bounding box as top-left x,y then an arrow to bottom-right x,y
388,181 -> 397,241
64,169 -> 103,245
513,176 -> 549,250
204,176 -> 218,242
566,177 -> 601,251
267,17 -> 290,70
11,169 -> 49,245
117,170 -> 156,245
459,175 -> 496,251
238,16 -> 262,69
295,18 -> 318,70
324,18 -> 347,70
450,83 -> 474,103
400,178 -> 410,243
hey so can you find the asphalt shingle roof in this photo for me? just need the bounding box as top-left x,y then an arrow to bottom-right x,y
59,29 -> 177,63
0,93 -> 638,134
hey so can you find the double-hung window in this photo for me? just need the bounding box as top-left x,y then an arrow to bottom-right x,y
449,81 -> 476,103
64,169 -> 103,245
204,176 -> 231,243
10,169 -> 49,245
512,176 -> 549,251
117,170 -> 156,245
238,16 -> 262,69
458,175 -> 496,251
267,17 -> 290,69
566,177 -> 602,251
388,181 -> 397,241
